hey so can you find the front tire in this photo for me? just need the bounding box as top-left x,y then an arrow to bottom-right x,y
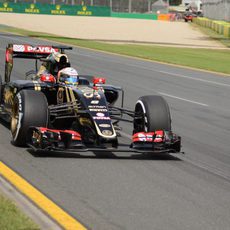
11,90 -> 48,146
133,95 -> 171,133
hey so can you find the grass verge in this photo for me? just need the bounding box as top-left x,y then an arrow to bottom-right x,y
0,193 -> 39,230
191,22 -> 230,48
0,24 -> 230,74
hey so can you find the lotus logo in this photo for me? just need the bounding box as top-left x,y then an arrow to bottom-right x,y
102,130 -> 113,136
56,5 -> 61,10
30,4 -> 35,9
82,6 -> 87,11
3,3 -> 8,8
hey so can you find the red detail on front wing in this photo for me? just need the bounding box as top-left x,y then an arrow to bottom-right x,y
132,131 -> 164,143
38,127 -> 82,141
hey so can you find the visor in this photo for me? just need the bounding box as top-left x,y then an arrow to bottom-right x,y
65,77 -> 78,85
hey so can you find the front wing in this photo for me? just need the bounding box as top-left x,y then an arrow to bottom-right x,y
27,127 -> 181,154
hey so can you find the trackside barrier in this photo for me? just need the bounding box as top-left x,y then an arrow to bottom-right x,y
0,2 -> 173,21
111,12 -> 157,20
0,2 -> 187,22
0,2 -> 111,16
169,14 -> 176,21
157,14 -> 170,21
193,17 -> 230,38
157,14 -> 176,21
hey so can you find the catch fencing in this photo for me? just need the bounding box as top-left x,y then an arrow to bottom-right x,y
202,0 -> 230,22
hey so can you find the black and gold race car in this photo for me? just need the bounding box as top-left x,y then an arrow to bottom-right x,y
0,44 -> 181,154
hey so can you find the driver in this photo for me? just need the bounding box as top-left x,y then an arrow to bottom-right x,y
57,67 -> 79,86
37,52 -> 70,78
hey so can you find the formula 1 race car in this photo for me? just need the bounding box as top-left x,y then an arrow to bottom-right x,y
0,44 -> 181,154
183,11 -> 197,22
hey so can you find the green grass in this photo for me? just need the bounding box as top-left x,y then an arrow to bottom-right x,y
0,24 -> 230,74
0,193 -> 39,230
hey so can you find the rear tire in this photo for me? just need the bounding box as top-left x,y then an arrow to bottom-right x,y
133,95 -> 171,133
11,90 -> 48,146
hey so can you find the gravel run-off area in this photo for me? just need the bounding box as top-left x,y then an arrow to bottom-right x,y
0,13 -> 225,49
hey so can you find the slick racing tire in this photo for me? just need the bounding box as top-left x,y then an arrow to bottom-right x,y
11,90 -> 48,146
133,95 -> 171,133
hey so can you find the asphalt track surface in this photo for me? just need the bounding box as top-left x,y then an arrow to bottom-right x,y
0,33 -> 230,230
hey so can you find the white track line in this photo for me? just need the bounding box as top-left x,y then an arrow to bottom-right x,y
158,92 -> 209,107
157,70 -> 230,87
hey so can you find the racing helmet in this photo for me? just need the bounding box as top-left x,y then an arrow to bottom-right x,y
58,67 -> 79,86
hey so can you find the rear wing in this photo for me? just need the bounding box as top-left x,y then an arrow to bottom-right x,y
4,44 -> 72,83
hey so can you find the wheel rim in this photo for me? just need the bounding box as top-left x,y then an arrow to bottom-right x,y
11,101 -> 19,138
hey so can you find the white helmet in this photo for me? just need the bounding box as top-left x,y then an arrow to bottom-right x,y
58,67 -> 79,86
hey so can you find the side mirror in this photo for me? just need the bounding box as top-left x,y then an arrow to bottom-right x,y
40,74 -> 56,83
93,77 -> 106,85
